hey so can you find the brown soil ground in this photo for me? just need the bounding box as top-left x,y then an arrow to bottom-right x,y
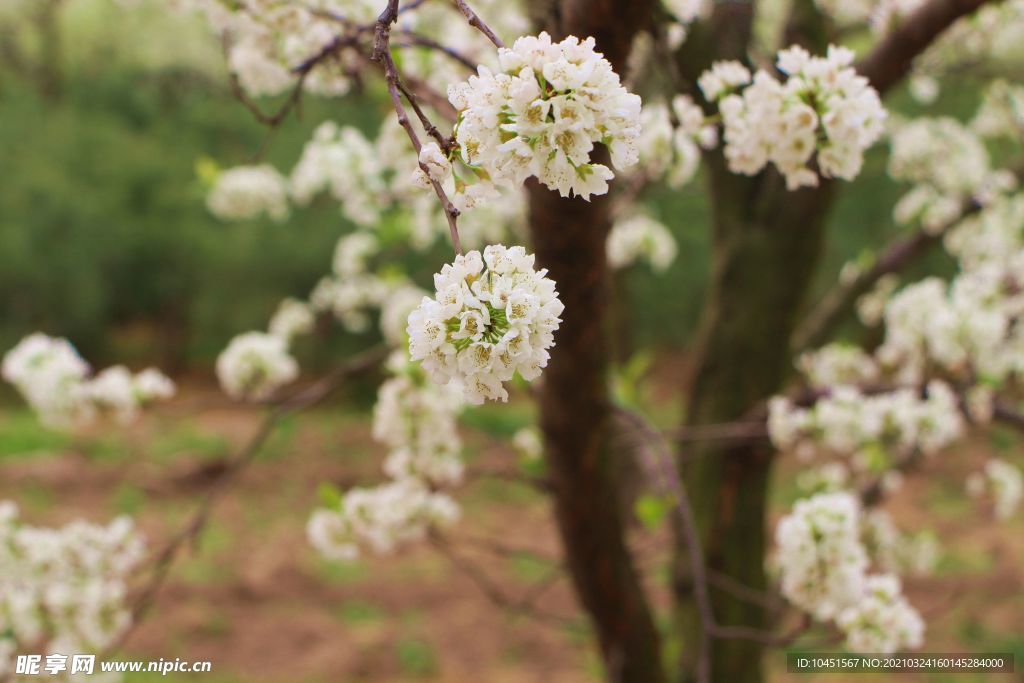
0,382 -> 1020,683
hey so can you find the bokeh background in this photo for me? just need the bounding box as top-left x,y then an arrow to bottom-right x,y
0,1 -> 1020,682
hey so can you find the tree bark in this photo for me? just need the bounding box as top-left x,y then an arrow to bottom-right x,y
675,159 -> 835,683
526,1 -> 664,681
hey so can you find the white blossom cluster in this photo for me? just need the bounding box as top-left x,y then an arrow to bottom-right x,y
182,0 -> 528,102
915,1 -> 1024,88
215,331 -> 299,400
306,232 -> 432,339
888,117 -> 1016,232
774,492 -> 924,653
288,120 -> 523,250
862,509 -> 939,576
630,95 -> 716,190
945,194 -> 1024,271
775,492 -> 868,620
180,0 -> 373,98
877,265 -> 1024,387
306,478 -> 459,561
607,214 -> 678,272
373,354 -> 466,486
835,574 -> 925,653
796,344 -> 880,389
813,0 -> 926,33
700,46 -> 886,190
0,502 -> 144,677
2,334 -> 175,428
972,80 -> 1024,139
768,381 -> 964,463
407,245 -> 563,404
268,298 -> 315,342
856,274 -> 900,327
206,164 -> 290,223
512,425 -> 543,461
967,458 -> 1024,520
444,32 -> 642,202
307,351 -> 464,562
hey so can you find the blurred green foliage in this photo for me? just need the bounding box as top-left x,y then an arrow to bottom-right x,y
0,0 -> 985,378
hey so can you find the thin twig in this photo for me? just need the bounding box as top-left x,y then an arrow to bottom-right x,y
372,0 -> 463,255
429,533 -> 573,627
109,345 -> 388,654
615,406 -> 816,682
452,0 -> 505,48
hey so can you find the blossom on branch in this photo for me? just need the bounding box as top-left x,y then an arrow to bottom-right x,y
0,502 -> 144,671
407,245 -> 563,404
702,46 -> 886,190
2,334 -> 175,428
446,32 -> 642,202
216,331 -> 299,400
206,164 -> 290,222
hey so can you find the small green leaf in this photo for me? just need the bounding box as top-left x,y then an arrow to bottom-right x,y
317,482 -> 344,509
635,494 -> 672,532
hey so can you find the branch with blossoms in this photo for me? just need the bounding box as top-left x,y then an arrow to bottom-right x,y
107,345 -> 388,654
795,160 -> 1024,351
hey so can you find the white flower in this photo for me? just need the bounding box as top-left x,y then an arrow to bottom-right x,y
134,367 -> 176,403
446,32 -> 642,203
417,142 -> 452,183
2,334 -> 174,428
697,60 -> 751,101
216,331 -> 299,400
373,360 -> 465,486
268,298 -> 315,342
0,503 -> 144,658
967,459 -> 1023,520
705,45 -> 886,189
607,214 -> 678,272
836,574 -> 924,653
768,382 -> 965,461
206,164 -> 289,222
2,334 -> 91,427
775,492 -> 868,621
307,479 -> 459,560
512,426 -> 543,461
797,344 -> 880,389
406,245 -> 563,404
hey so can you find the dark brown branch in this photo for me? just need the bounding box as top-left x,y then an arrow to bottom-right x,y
395,29 -> 479,71
794,161 -> 1024,352
857,0 -> 1005,96
452,0 -> 505,48
373,0 -> 463,254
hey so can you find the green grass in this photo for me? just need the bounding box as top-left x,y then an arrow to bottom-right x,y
315,558 -> 371,585
148,426 -> 231,463
394,637 -> 439,678
335,600 -> 388,626
0,410 -> 71,459
112,483 -> 147,515
460,400 -> 536,439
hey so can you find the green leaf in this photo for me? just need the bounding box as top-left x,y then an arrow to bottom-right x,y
317,482 -> 344,509
635,494 -> 672,532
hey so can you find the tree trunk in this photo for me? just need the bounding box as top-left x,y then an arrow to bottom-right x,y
530,182 -> 665,683
526,2 -> 663,681
673,156 -> 835,682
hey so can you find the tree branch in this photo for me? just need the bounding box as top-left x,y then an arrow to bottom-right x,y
857,0 -> 1005,96
110,346 -> 387,654
794,161 -> 1024,352
372,0 -> 463,254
